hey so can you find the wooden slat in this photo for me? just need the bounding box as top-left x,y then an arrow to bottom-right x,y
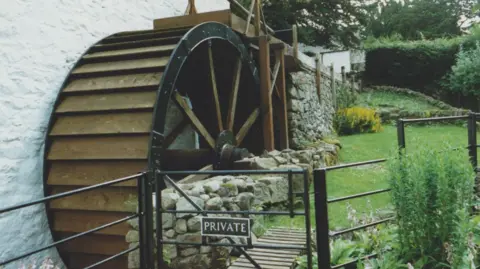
66,253 -> 127,269
104,27 -> 191,43
47,160 -> 145,187
153,9 -> 231,30
72,57 -> 169,75
258,35 -> 274,151
229,228 -> 305,269
49,186 -> 137,212
83,44 -> 175,60
55,91 -> 156,113
63,73 -> 162,93
52,211 -> 131,236
92,36 -> 182,51
50,112 -> 153,136
235,259 -> 292,267
56,233 -> 128,256
47,135 -> 149,160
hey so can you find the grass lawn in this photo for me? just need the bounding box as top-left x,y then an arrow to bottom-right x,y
355,91 -> 440,111
263,123 -> 475,232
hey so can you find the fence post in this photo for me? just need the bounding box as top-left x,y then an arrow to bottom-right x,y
468,112 -> 478,170
313,169 -> 331,269
145,171 -> 155,269
330,65 -> 336,110
138,174 -> 147,269
341,66 -> 346,85
397,119 -> 406,154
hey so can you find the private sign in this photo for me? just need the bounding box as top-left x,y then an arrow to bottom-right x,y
201,217 -> 251,238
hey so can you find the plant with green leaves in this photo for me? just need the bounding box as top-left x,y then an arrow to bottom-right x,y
385,144 -> 476,268
444,42 -> 480,98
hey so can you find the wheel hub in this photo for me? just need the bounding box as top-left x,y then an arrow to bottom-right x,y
215,130 -> 250,169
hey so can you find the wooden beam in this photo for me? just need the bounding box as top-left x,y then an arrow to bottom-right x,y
275,48 -> 289,150
227,58 -> 242,131
254,0 -> 262,36
244,0 -> 256,34
270,57 -> 281,96
292,25 -> 298,62
184,0 -> 198,15
236,108 -> 260,145
177,164 -> 214,184
153,10 -> 231,30
208,44 -> 224,132
259,35 -> 274,151
174,92 -> 216,149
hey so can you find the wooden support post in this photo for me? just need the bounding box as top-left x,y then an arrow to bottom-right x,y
254,0 -> 262,36
330,64 -> 337,110
292,25 -> 298,62
315,54 -> 322,103
244,0 -> 256,34
341,66 -> 346,84
259,35 -> 274,151
184,0 -> 197,15
275,47 -> 289,149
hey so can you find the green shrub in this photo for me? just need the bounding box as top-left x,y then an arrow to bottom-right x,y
444,42 -> 480,97
385,145 -> 476,268
336,84 -> 358,110
333,107 -> 383,135
363,30 -> 480,94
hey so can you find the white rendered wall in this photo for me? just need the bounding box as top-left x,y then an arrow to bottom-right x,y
0,0 -> 227,268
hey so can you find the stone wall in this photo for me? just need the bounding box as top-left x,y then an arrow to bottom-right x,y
126,145 -> 340,269
287,68 -> 349,149
0,1 -> 227,268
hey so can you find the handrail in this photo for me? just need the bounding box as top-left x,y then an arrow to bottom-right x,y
0,172 -> 146,268
0,172 -> 145,214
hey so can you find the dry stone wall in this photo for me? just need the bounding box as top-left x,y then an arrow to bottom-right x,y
126,144 -> 340,269
287,66 -> 351,149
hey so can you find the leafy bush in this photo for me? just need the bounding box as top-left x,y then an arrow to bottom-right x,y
444,42 -> 480,97
333,107 -> 382,135
336,84 -> 358,110
386,145 -> 476,268
363,30 -> 480,93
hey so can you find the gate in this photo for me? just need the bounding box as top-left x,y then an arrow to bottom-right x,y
149,168 -> 313,269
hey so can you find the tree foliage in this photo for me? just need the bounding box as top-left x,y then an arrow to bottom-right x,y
237,0 -> 371,48
364,0 -> 479,40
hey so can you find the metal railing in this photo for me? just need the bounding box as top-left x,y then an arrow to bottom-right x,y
154,169 -> 312,269
313,113 -> 480,268
0,172 -> 148,269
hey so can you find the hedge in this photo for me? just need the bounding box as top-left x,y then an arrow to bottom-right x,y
363,33 -> 480,94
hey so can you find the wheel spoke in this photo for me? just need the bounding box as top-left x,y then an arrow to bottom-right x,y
178,164 -> 213,184
208,43 -> 224,132
236,108 -> 260,146
174,92 -> 216,149
227,58 -> 242,131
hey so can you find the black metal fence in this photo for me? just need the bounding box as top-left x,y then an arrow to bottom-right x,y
313,112 -> 480,269
0,172 -> 148,269
152,169 -> 312,269
2,113 -> 480,269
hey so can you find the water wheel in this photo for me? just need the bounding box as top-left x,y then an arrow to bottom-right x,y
44,22 -> 265,269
